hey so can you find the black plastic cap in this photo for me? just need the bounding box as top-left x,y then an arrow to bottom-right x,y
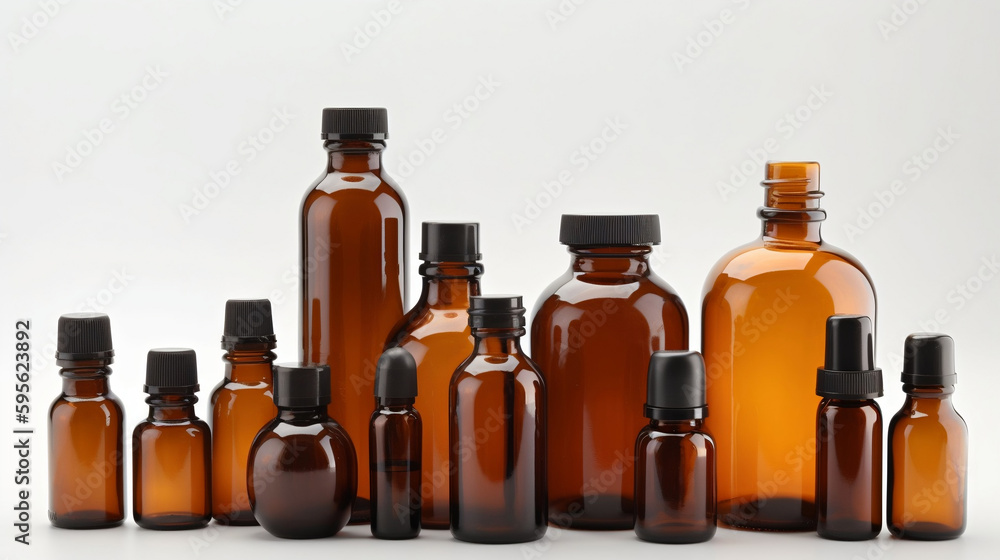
273,363 -> 330,408
55,313 -> 115,365
145,348 -> 199,394
418,222 -> 481,262
816,315 -> 883,399
902,333 -> 957,386
469,295 -> 526,329
321,108 -> 388,140
644,351 -> 708,420
374,348 -> 418,400
222,299 -> 277,348
559,215 -> 661,246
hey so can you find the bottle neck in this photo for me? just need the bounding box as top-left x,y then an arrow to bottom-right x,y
224,345 -> 277,383
146,393 -> 198,421
758,177 -> 825,244
650,418 -> 704,433
417,262 -> 483,308
472,328 -> 525,355
902,384 -> 956,413
376,398 -> 415,410
277,406 -> 329,424
59,363 -> 113,397
324,139 -> 384,173
568,246 -> 653,276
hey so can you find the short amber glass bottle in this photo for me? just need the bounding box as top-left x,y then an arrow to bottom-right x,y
702,162 -> 876,531
385,222 -> 483,529
450,295 -> 546,544
248,363 -> 357,539
300,108 -> 407,523
887,334 -> 967,540
133,348 -> 212,530
48,313 -> 125,529
210,299 -> 278,525
634,351 -> 716,544
531,214 -> 688,530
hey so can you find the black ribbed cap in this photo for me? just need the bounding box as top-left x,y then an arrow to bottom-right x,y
145,348 -> 199,394
559,214 -> 661,246
816,315 -> 883,399
321,108 -> 388,140
56,313 -> 115,365
222,299 -> 277,348
469,295 -> 526,329
645,351 -> 708,420
419,222 -> 481,262
902,333 -> 957,386
273,363 -> 330,408
374,348 -> 417,401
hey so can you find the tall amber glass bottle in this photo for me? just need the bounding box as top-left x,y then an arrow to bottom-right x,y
48,313 -> 125,529
702,162 -> 876,531
385,222 -> 482,529
450,295 -> 547,544
531,214 -> 688,530
210,299 -> 277,525
300,107 -> 407,523
887,334 -> 967,540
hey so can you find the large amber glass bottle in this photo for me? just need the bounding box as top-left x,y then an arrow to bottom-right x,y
300,108 -> 407,523
531,214 -> 688,530
702,162 -> 876,531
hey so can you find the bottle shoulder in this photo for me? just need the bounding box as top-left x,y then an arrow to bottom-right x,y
532,270 -> 687,318
638,425 -> 715,452
303,171 -> 406,208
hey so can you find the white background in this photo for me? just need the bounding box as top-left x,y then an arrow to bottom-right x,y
2,1 -> 998,559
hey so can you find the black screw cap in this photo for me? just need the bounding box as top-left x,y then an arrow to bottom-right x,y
222,299 -> 277,349
644,351 -> 708,420
418,222 -> 481,263
816,315 -> 883,399
469,295 -> 526,330
902,333 -> 957,387
321,107 -> 388,140
559,214 -> 661,246
374,348 -> 418,401
273,363 -> 330,408
145,348 -> 199,394
55,312 -> 114,365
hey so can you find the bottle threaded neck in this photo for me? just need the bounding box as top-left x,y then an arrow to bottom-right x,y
758,161 -> 826,223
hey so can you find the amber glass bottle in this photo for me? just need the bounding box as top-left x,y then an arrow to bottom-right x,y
531,214 -> 687,530
248,363 -> 357,538
815,315 -> 882,541
300,107 -> 407,523
634,351 -> 716,544
702,162 -> 876,531
385,222 -> 482,529
210,299 -> 277,525
370,347 -> 421,539
133,348 -> 211,530
48,313 -> 125,529
887,334 -> 967,540
450,296 -> 547,544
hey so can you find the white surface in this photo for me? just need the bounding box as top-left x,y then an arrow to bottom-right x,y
1,0 -> 998,559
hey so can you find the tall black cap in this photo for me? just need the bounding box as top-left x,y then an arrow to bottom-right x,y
145,348 -> 199,394
374,348 -> 418,401
469,295 -> 526,330
902,333 -> 957,386
816,315 -> 883,399
559,215 -> 661,246
273,363 -> 330,408
321,108 -> 388,140
222,299 -> 277,348
419,222 -> 481,262
644,351 -> 708,420
55,312 -> 115,365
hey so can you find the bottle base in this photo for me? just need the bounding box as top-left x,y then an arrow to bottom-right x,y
348,497 -> 371,525
136,513 -> 211,531
451,528 -> 546,544
635,523 -> 717,544
817,521 -> 880,541
717,497 -> 816,532
212,509 -> 258,526
49,510 -> 124,530
548,494 -> 634,530
889,521 -> 964,541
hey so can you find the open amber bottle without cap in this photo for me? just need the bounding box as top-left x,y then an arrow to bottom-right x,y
702,162 -> 876,531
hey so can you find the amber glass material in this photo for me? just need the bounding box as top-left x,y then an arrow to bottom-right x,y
48,361 -> 125,528
702,162 -> 876,531
816,399 -> 882,540
210,343 -> 276,525
248,408 -> 358,539
386,262 -> 482,528
300,138 -> 407,522
531,246 -> 688,529
133,395 -> 211,530
634,419 -> 716,543
887,385 -> 967,540
370,399 -> 421,539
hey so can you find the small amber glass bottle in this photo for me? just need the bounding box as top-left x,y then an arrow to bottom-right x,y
815,315 -> 883,541
133,348 -> 212,530
370,347 -> 421,539
634,351 -> 716,544
248,363 -> 357,539
48,313 -> 125,529
887,334 -> 967,540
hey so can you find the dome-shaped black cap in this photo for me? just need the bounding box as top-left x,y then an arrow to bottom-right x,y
374,348 -> 417,401
419,222 -> 481,262
55,312 -> 115,365
559,214 -> 661,246
816,315 -> 883,399
645,351 -> 708,420
321,108 -> 388,140
273,363 -> 330,408
469,295 -> 526,329
902,333 -> 957,386
222,299 -> 277,348
145,348 -> 199,394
